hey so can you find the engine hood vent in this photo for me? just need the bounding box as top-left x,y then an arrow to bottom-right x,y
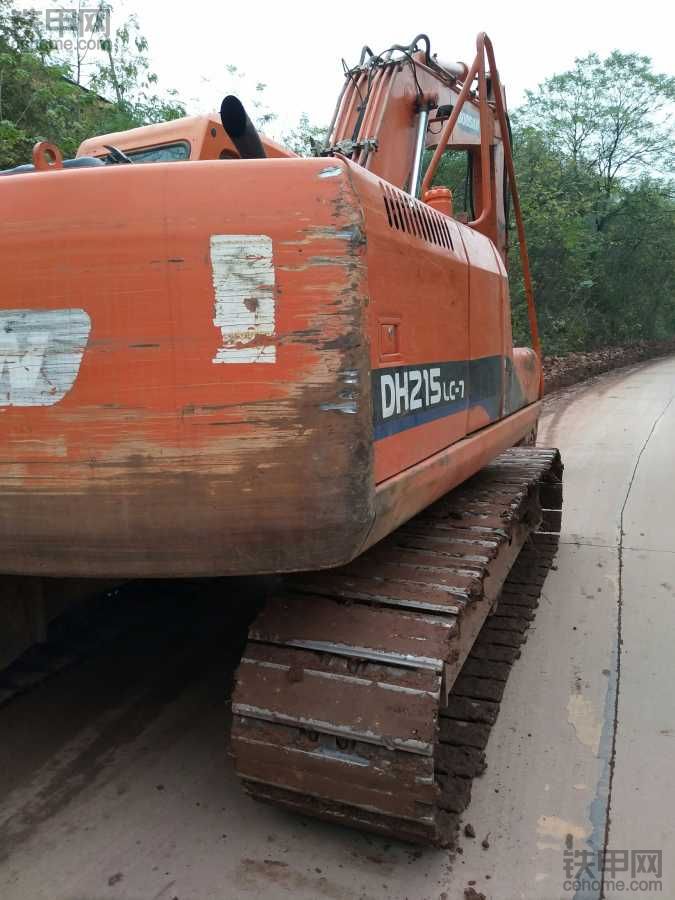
380,182 -> 454,252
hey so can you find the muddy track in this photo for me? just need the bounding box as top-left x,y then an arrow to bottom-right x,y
231,448 -> 563,846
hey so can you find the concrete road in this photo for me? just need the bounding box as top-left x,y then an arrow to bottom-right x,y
0,356 -> 673,900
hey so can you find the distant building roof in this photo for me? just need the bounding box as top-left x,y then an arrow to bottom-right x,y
61,75 -> 111,106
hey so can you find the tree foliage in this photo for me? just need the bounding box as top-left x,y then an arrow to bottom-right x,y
508,51 -> 675,352
518,51 -> 674,194
90,9 -> 185,123
282,113 -> 328,156
0,0 -> 183,168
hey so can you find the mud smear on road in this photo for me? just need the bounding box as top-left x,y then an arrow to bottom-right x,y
236,856 -> 365,900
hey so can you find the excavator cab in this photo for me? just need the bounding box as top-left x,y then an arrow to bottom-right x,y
76,99 -> 295,164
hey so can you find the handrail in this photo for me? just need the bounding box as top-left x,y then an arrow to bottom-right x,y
420,52 -> 480,197
472,32 -> 493,230
421,32 -> 543,395
482,34 -> 542,389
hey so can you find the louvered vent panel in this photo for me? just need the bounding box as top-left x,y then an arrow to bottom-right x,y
380,183 -> 454,252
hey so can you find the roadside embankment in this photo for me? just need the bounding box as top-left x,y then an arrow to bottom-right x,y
543,338 -> 675,394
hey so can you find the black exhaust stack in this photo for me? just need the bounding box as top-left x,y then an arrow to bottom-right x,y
220,95 -> 267,159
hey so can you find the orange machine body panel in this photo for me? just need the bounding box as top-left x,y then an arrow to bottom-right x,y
0,153 -> 538,578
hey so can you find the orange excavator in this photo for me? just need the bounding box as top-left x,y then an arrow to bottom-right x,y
0,33 -> 562,845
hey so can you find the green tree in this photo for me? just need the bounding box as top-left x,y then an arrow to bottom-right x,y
518,51 -> 674,224
282,113 -> 328,156
592,180 -> 675,342
89,7 -> 184,123
0,2 -> 90,165
0,0 -> 183,169
511,51 -> 675,352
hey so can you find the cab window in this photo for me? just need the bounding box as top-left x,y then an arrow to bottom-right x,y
126,142 -> 191,163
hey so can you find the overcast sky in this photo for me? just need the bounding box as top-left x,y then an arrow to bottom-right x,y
21,0 -> 674,138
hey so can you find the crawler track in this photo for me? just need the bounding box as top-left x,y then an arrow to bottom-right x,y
231,447 -> 563,846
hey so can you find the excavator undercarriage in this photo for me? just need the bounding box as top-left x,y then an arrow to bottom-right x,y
232,447 -> 562,845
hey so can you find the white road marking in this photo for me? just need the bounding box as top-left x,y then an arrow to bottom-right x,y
210,234 -> 276,364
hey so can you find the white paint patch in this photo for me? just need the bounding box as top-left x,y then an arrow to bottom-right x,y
537,815 -> 589,842
567,693 -> 602,755
0,308 -> 91,407
210,234 -> 276,364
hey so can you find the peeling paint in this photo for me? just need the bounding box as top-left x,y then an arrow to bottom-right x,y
320,401 -> 358,415
305,255 -> 357,268
318,165 -> 343,178
341,369 -> 359,385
